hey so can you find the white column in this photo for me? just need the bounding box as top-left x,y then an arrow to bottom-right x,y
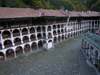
14,51 -> 17,58
28,29 -> 31,42
1,35 -> 5,49
94,21 -> 95,29
11,32 -> 15,46
35,28 -> 38,40
20,30 -> 23,44
45,26 -> 48,39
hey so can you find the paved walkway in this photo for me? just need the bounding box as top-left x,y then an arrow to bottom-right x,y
0,36 -> 97,75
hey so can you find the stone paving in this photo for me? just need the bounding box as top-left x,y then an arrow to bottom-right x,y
0,36 -> 97,75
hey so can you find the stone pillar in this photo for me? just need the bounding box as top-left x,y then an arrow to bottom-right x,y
14,51 -> 17,58
30,46 -> 32,52
37,43 -> 38,50
4,54 -> 7,60
28,29 -> 31,42
1,35 -> 5,49
35,28 -> 38,40
20,30 -> 23,44
41,26 -> 43,38
45,26 -> 48,39
94,21 -> 95,29
91,21 -> 92,30
22,48 -> 25,55
11,31 -> 15,46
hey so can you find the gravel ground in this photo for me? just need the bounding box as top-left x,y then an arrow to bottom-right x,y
0,36 -> 97,75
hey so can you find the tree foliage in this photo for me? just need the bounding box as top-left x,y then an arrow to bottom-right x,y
0,0 -> 100,11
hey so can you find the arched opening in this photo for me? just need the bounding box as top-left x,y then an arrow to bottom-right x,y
71,33 -> 73,38
23,36 -> 29,43
30,27 -> 35,33
31,42 -> 37,50
61,24 -> 64,28
73,32 -> 75,37
24,44 -> 30,53
37,33 -> 42,39
38,41 -> 43,49
58,36 -> 60,42
48,40 -> 52,43
43,40 -> 46,44
13,29 -> 20,37
48,33 -> 52,39
37,26 -> 41,32
54,37 -> 57,43
6,49 -> 14,60
68,34 -> 70,38
65,34 -> 68,39
62,35 -> 64,40
30,34 -> 36,41
53,25 -> 56,29
16,46 -> 23,56
42,26 -> 45,32
0,52 -> 4,61
22,28 -> 28,35
4,40 -> 12,48
61,29 -> 64,33
0,43 -> 2,49
58,24 -> 60,28
43,33 -> 46,39
2,31 -> 11,39
58,30 -> 60,34
47,26 -> 51,31
14,38 -> 21,45
53,30 -> 57,35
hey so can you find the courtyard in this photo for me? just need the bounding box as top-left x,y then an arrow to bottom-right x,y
0,36 -> 97,75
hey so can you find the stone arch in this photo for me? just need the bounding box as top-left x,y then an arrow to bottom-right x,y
22,28 -> 28,35
13,29 -> 20,37
4,40 -> 12,48
2,30 -> 11,39
23,36 -> 29,43
47,26 -> 51,31
38,40 -> 43,49
48,40 -> 52,43
30,27 -> 35,33
14,37 -> 21,45
48,32 -> 52,39
6,49 -> 14,60
53,30 -> 57,35
15,46 -> 23,56
53,25 -> 56,29
0,52 -> 4,61
30,34 -> 36,41
37,26 -> 41,32
31,42 -> 37,50
37,33 -> 42,39
24,44 -> 31,53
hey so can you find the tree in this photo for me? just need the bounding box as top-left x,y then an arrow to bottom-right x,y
90,0 -> 100,11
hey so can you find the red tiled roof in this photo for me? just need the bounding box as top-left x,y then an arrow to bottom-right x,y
68,11 -> 100,17
0,7 -> 40,18
0,7 -> 67,18
38,9 -> 67,17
